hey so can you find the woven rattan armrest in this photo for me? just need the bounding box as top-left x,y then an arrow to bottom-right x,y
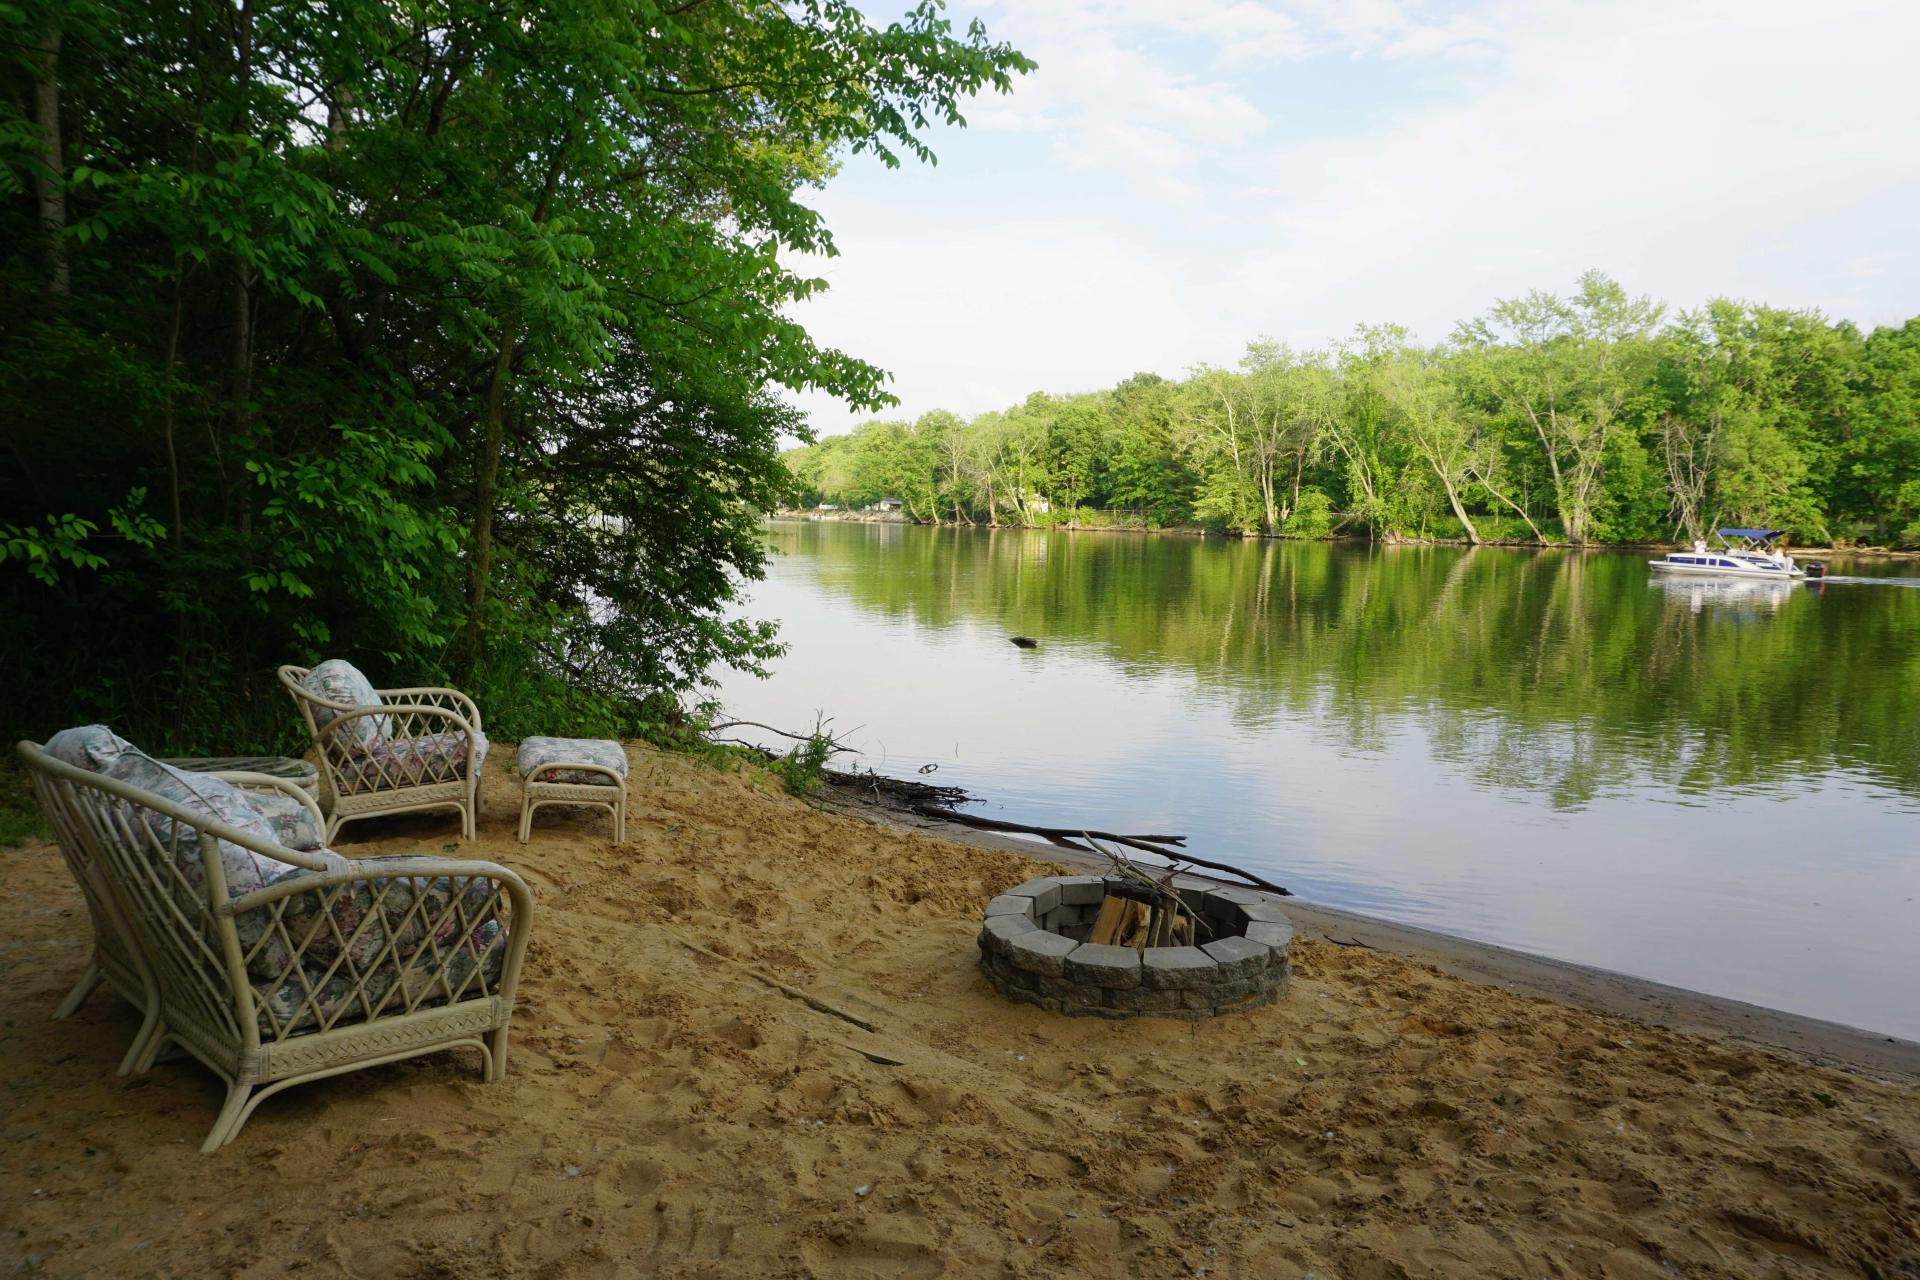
219,855 -> 532,918
374,686 -> 484,731
324,703 -> 477,740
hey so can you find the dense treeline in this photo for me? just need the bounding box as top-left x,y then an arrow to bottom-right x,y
0,0 -> 1027,749
787,274 -> 1920,547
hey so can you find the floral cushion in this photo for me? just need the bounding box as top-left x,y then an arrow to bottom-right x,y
243,788 -> 326,852
334,729 -> 489,796
253,917 -> 507,1036
516,736 -> 628,786
237,861 -> 508,1018
301,659 -> 388,748
43,726 -> 329,901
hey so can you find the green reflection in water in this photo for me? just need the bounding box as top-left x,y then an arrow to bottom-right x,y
764,521 -> 1920,810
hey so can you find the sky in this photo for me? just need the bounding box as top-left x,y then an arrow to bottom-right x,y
785,0 -> 1920,437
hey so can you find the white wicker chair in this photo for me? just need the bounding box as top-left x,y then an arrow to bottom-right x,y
29,763 -> 160,1076
278,664 -> 487,841
32,764 -> 327,1077
20,740 -> 533,1153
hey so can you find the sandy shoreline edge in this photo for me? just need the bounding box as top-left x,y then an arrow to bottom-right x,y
826,780 -> 1920,1084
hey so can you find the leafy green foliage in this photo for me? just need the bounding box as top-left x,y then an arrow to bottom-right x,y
0,0 -> 1030,750
769,729 -> 836,797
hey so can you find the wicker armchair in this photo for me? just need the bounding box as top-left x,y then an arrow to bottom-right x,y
28,763 -> 159,1076
278,663 -> 487,841
31,764 -> 327,1077
20,740 -> 533,1153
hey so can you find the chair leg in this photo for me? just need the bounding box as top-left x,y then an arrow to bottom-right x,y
613,792 -> 626,845
517,797 -> 532,843
53,961 -> 101,1020
118,1004 -> 165,1077
201,1080 -> 253,1154
486,1025 -> 511,1083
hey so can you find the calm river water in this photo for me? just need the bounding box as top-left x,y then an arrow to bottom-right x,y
714,521 -> 1920,1040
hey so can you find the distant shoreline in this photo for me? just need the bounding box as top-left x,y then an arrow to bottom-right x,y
770,511 -> 1920,558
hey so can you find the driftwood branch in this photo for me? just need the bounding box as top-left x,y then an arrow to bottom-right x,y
672,935 -> 880,1033
707,718 -> 858,754
912,805 -> 1292,897
909,806 -> 1186,849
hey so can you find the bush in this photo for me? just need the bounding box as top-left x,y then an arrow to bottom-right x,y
1281,488 -> 1335,538
769,731 -> 835,797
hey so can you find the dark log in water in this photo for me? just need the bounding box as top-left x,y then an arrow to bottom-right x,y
828,767 -> 970,808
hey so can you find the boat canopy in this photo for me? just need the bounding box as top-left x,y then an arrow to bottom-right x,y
1716,528 -> 1786,540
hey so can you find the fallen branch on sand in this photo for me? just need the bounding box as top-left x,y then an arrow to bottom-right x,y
911,805 -> 1293,897
671,936 -> 881,1033
835,1040 -> 906,1066
707,718 -> 859,754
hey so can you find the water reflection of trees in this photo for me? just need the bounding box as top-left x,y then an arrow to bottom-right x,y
771,523 -> 1920,807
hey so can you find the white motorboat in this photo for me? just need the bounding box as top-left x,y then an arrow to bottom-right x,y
1648,529 -> 1824,580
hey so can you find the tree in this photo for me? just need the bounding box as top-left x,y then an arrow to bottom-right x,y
1457,272 -> 1662,544
1047,399 -> 1108,517
1378,343 -> 1484,543
1840,318 -> 1920,542
0,0 -> 1032,746
1324,325 -> 1418,539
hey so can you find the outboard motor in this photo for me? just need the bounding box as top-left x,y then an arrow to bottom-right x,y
1804,560 -> 1826,580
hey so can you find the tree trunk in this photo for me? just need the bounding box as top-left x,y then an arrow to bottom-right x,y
32,28 -> 68,300
463,332 -> 518,663
162,284 -> 185,543
1475,470 -> 1548,543
224,0 -> 255,531
1435,466 -> 1480,544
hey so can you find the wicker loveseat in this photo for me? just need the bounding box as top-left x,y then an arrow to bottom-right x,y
278,661 -> 488,841
21,730 -> 532,1153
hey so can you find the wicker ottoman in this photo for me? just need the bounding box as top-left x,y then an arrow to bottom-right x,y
515,737 -> 629,844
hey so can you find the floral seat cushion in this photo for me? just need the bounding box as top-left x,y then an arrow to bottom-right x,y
300,659 -> 389,748
44,726 -> 332,899
334,728 -> 489,796
516,736 -> 628,786
249,880 -> 510,1036
243,789 -> 326,853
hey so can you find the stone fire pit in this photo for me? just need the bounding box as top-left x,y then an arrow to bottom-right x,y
977,875 -> 1292,1019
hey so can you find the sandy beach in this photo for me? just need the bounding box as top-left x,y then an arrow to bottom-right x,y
4,743 -> 1918,1278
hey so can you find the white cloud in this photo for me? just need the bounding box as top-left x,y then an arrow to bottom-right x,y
791,0 -> 1920,434
786,219 -> 1244,432
1231,0 -> 1920,335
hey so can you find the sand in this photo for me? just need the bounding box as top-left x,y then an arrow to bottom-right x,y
3,744 -> 1918,1278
